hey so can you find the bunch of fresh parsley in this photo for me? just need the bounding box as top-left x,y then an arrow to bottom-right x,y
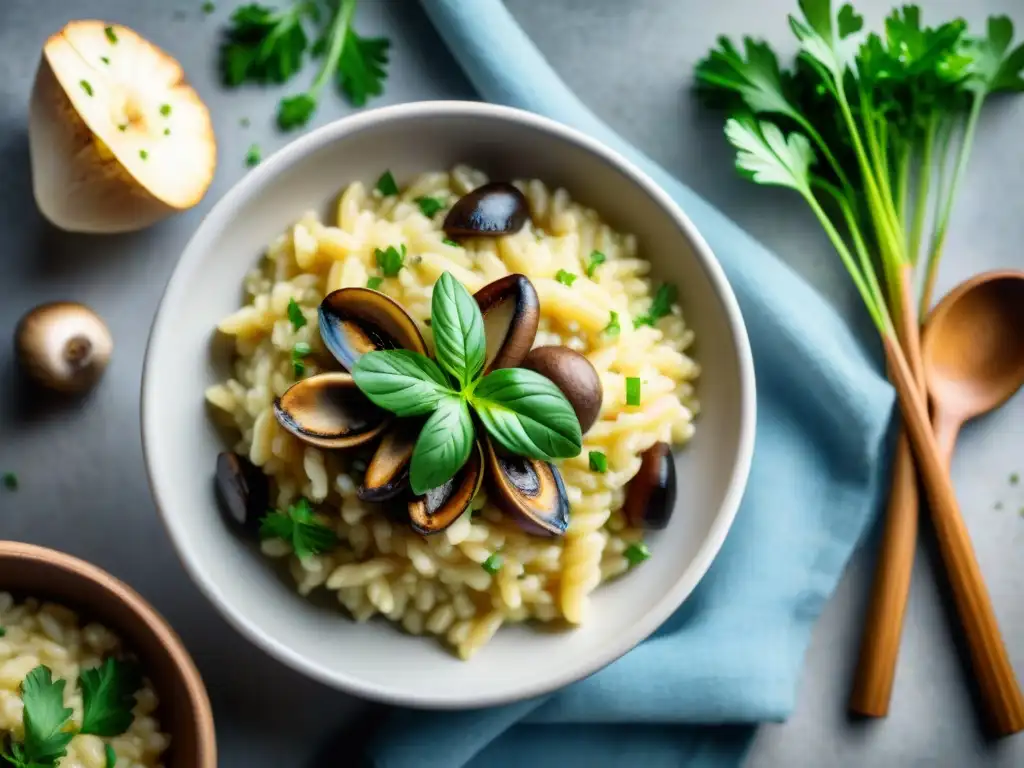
221,0 -> 389,130
352,272 -> 583,494
2,659 -> 142,768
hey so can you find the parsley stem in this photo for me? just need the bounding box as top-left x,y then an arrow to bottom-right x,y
311,0 -> 357,97
908,112 -> 938,268
895,143 -> 911,248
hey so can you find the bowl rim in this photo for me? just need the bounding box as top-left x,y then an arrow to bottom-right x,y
0,541 -> 216,765
141,100 -> 756,709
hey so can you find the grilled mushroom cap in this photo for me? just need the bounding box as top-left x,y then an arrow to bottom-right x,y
443,182 -> 530,239
473,274 -> 540,374
318,287 -> 427,372
215,452 -> 269,531
522,346 -> 602,434
359,419 -> 420,501
484,439 -> 570,537
623,442 -> 677,529
408,442 -> 484,534
273,372 -> 388,449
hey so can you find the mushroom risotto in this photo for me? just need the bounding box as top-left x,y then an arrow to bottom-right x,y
205,166 -> 700,659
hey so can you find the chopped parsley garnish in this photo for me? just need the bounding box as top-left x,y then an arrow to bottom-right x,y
79,80 -> 93,97
138,149 -> 148,160
105,744 -> 117,768
245,143 -> 262,167
415,196 -> 445,217
287,298 -> 307,330
442,238 -> 459,247
259,498 -> 338,559
366,276 -> 384,290
604,310 -> 621,337
104,25 -> 118,44
588,451 -> 608,473
625,377 -> 641,406
555,269 -> 577,287
291,342 -> 311,377
376,170 -> 399,196
202,1 -> 216,13
164,128 -> 171,136
374,244 -> 406,277
159,104 -> 172,117
0,628 -> 5,637
2,473 -> 17,491
481,553 -> 503,575
117,123 -> 127,132
624,541 -> 651,566
634,284 -> 677,327
100,56 -> 110,65
586,249 -> 606,277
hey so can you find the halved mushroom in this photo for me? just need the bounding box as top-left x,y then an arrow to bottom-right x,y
215,451 -> 268,531
484,439 -> 570,536
359,419 -> 421,501
522,346 -> 603,433
624,442 -> 677,529
273,372 -> 388,449
443,181 -> 530,239
318,288 -> 427,372
408,442 -> 484,535
474,274 -> 540,373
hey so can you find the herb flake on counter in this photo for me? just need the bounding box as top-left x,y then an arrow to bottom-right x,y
625,541 -> 651,566
375,244 -> 406,277
589,451 -> 608,473
245,143 -> 262,167
555,269 -> 577,287
260,498 -> 338,559
481,553 -> 503,575
202,1 -> 216,13
366,276 -> 384,290
287,298 -> 307,330
1010,473 -> 1019,485
586,249 -> 606,277
240,116 -> 251,127
625,376 -> 641,406
104,25 -> 118,44
634,284 -> 676,327
2,473 -> 16,491
376,170 -> 398,196
604,310 -> 621,337
415,196 -> 445,217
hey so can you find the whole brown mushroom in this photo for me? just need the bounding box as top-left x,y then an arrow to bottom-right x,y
14,302 -> 113,394
522,346 -> 603,433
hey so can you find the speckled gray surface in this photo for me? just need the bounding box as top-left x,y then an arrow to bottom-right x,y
0,0 -> 1021,765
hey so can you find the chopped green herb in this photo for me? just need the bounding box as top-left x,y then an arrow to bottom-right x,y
100,56 -> 110,65
634,284 -> 677,327
80,80 -> 93,97
588,451 -> 608,473
586,249 -> 606,277
625,376 -> 641,406
117,123 -> 127,132
442,238 -> 459,247
18,665 -> 74,764
139,149 -> 148,160
79,657 -> 143,737
366,276 -> 384,290
481,553 -> 503,575
202,1 -> 216,13
2,473 -> 17,491
105,743 -> 117,768
375,244 -> 406,277
995,501 -> 1004,510
291,343 -> 311,377
104,25 -> 118,44
604,310 -> 621,337
292,360 -> 305,377
259,498 -> 338,559
555,269 -> 578,287
287,298 -> 307,330
415,196 -> 445,217
245,143 -> 261,167
0,628 -> 5,637
1010,473 -> 1020,486
159,104 -> 172,117
240,117 -> 250,128
164,128 -> 171,136
624,541 -> 651,566
376,170 -> 399,196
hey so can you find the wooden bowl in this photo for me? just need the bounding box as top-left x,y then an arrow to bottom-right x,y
0,541 -> 216,767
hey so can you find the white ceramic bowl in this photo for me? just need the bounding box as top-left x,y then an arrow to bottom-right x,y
142,101 -> 755,708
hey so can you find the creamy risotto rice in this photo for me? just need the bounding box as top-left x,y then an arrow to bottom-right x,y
205,166 -> 700,659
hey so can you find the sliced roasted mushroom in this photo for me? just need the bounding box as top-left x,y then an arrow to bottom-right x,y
443,182 -> 530,239
522,346 -> 603,433
473,274 -> 540,373
408,442 -> 484,534
273,372 -> 388,449
484,439 -> 570,536
318,288 -> 427,371
359,420 -> 421,501
215,452 -> 269,531
624,442 -> 677,529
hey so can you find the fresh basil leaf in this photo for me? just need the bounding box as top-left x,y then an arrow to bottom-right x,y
352,350 -> 455,417
409,397 -> 474,494
430,272 -> 486,388
470,368 -> 582,460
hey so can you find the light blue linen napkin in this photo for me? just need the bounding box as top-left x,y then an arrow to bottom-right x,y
366,1 -> 896,766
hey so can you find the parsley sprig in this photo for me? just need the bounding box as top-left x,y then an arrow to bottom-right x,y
260,497 -> 338,558
221,2 -> 318,86
2,660 -> 143,768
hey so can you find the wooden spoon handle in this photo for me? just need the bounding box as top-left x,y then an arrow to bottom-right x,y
849,431 -> 918,717
883,335 -> 1024,736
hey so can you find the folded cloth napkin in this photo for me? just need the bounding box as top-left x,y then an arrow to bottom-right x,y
365,1 -> 895,766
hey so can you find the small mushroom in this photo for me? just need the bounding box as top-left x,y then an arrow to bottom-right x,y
14,302 -> 113,394
319,287 -> 428,371
408,442 -> 484,534
473,274 -> 540,373
274,372 -> 388,449
624,442 -> 677,529
359,420 -> 420,501
484,439 -> 570,536
215,452 -> 269,531
443,182 -> 530,239
522,346 -> 603,433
